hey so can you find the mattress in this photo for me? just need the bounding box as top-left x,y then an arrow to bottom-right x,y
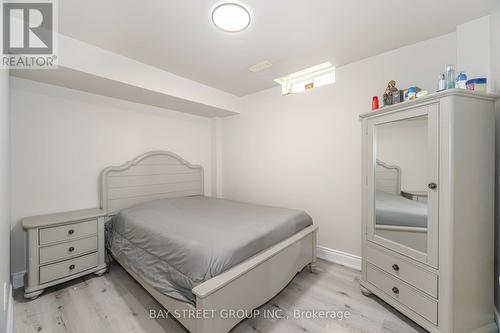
108,195 -> 313,304
375,191 -> 427,228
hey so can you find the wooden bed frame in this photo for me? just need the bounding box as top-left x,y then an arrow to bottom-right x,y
100,151 -> 318,333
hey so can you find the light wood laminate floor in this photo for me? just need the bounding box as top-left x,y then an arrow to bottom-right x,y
14,259 -> 427,333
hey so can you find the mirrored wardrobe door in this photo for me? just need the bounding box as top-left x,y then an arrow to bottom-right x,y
366,104 -> 439,267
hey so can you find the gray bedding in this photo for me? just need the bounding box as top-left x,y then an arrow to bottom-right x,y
376,191 -> 427,228
108,195 -> 312,304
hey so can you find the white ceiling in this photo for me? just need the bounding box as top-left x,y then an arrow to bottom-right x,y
59,0 -> 495,96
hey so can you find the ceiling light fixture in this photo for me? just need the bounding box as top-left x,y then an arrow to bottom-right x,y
212,3 -> 251,32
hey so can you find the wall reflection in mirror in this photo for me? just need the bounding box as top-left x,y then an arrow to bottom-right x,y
374,115 -> 428,253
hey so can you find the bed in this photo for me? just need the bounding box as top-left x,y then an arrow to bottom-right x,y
100,151 -> 318,333
374,160 -> 427,252
375,191 -> 427,228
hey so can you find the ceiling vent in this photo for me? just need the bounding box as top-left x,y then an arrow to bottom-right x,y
248,61 -> 273,73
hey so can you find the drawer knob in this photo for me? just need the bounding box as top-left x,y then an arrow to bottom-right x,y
428,182 -> 437,190
68,246 -> 75,252
392,264 -> 399,271
392,287 -> 399,294
69,264 -> 75,270
68,229 -> 75,235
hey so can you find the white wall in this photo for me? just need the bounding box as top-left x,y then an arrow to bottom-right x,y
457,16 -> 492,91
221,33 -> 457,257
10,78 -> 215,275
376,119 -> 428,192
0,69 -> 10,333
493,5 -> 500,93
491,1 -> 500,319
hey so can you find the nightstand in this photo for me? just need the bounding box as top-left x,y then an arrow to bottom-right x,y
22,208 -> 107,299
401,190 -> 428,203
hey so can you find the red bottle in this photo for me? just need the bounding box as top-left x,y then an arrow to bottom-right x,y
372,96 -> 379,110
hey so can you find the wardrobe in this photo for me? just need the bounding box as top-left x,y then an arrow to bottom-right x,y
360,89 -> 499,333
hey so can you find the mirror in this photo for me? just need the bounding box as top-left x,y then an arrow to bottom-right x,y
374,115 -> 428,253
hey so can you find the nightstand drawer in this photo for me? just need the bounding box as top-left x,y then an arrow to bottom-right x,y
367,264 -> 437,325
39,219 -> 97,245
39,236 -> 98,265
40,252 -> 98,284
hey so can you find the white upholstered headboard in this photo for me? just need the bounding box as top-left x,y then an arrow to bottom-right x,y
375,159 -> 401,195
100,151 -> 204,215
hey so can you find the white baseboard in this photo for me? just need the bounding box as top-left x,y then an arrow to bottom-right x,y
6,284 -> 13,333
316,246 -> 361,271
11,271 -> 25,289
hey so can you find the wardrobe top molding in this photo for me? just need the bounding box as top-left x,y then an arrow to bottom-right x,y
359,89 -> 500,119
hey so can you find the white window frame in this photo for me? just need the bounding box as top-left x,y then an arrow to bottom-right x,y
274,62 -> 335,95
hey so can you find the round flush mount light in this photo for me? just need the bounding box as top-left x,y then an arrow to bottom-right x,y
212,3 -> 251,32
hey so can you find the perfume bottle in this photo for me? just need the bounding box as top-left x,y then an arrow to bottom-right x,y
446,64 -> 455,89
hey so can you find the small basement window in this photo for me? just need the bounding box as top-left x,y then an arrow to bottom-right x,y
274,62 -> 335,96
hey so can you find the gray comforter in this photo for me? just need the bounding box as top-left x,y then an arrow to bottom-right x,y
376,191 -> 427,228
108,195 -> 312,304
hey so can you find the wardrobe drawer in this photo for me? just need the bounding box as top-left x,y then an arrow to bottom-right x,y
39,253 -> 98,284
367,264 -> 438,325
39,236 -> 98,265
366,244 -> 438,298
39,220 -> 97,245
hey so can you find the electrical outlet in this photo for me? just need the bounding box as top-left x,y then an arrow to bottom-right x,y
3,282 -> 6,312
